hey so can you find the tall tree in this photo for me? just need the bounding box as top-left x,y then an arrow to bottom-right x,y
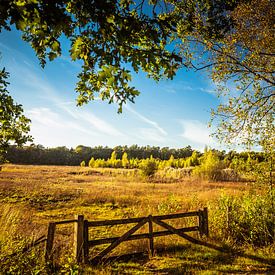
1,0 -> 274,148
168,0 -> 274,147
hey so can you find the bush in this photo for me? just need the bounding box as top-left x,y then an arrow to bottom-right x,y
80,160 -> 86,167
139,157 -> 158,178
193,149 -> 225,181
210,190 -> 274,246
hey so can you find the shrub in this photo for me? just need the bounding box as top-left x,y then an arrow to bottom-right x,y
193,149 -> 225,181
139,157 -> 158,178
210,190 -> 274,246
88,157 -> 95,167
80,160 -> 86,167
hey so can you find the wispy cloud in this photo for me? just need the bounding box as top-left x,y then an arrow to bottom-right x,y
198,87 -> 216,95
27,107 -> 99,136
160,81 -> 195,94
125,105 -> 167,136
4,53 -> 126,140
180,120 -> 216,146
138,128 -> 167,143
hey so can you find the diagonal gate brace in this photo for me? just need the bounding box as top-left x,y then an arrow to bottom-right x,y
151,217 -> 224,252
91,217 -> 148,263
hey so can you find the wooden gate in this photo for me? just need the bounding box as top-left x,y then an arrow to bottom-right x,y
45,208 -> 209,264
82,208 -> 208,263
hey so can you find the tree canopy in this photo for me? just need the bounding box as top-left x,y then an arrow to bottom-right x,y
0,68 -> 32,163
1,0 -> 274,149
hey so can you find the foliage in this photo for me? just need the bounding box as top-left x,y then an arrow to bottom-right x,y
121,152 -> 129,168
210,191 -> 274,246
80,160 -> 85,167
208,0 -> 274,147
6,145 -> 272,184
0,68 -> 32,163
7,144 -> 194,165
1,0 -> 182,112
193,149 -> 226,181
1,1 -> 273,149
139,156 -> 158,178
1,164 -> 274,273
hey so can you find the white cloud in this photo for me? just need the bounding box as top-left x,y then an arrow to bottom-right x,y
8,57 -> 126,139
138,128 -> 167,143
199,87 -> 216,95
27,107 -> 98,136
77,111 -> 125,137
26,107 -> 105,147
125,105 -> 167,136
180,120 -> 216,146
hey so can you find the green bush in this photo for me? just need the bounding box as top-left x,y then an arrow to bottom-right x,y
193,149 -> 225,181
139,157 -> 158,178
210,190 -> 274,246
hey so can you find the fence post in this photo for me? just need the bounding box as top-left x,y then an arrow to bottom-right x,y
198,210 -> 203,236
148,215 -> 154,257
45,222 -> 56,263
74,215 -> 84,263
202,207 -> 209,237
83,220 -> 89,264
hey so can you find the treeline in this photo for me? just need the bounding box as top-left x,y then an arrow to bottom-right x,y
7,144 -> 268,169
7,144 -> 194,165
84,148 -> 271,181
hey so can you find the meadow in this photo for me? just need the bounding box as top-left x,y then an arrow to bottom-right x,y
0,164 -> 274,274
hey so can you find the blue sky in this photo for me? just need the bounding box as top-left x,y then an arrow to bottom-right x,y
0,29 -> 224,151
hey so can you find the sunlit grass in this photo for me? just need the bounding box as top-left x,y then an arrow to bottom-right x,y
0,164 -> 273,274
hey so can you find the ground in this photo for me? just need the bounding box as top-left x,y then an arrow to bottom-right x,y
0,164 -> 274,274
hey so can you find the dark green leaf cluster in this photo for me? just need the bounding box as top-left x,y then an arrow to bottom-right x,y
0,68 -> 32,163
1,0 -> 183,111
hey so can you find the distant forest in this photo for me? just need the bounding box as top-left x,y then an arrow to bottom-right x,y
7,144 -> 266,167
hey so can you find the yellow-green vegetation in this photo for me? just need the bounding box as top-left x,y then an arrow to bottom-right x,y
0,164 -> 274,274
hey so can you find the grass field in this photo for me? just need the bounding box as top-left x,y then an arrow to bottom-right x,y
0,164 -> 274,274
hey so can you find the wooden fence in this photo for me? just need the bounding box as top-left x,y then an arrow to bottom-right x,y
45,208 -> 208,264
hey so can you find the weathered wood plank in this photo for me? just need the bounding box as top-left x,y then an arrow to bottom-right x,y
148,215 -> 154,257
91,218 -> 148,262
87,217 -> 145,226
87,211 -> 199,227
153,211 -> 200,221
151,217 -> 223,252
74,215 -> 84,263
203,207 -> 209,237
88,226 -> 199,246
83,220 -> 89,264
45,222 -> 56,263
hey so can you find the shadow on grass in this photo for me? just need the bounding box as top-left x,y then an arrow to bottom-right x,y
89,242 -> 275,274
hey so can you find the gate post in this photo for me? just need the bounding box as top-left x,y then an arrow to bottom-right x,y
45,222 -> 56,263
148,215 -> 154,257
199,208 -> 209,237
202,207 -> 209,236
74,215 -> 84,263
83,220 -> 89,263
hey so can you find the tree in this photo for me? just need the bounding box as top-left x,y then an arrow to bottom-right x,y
208,0 -> 274,148
139,156 -> 158,178
169,0 -> 274,147
121,152 -> 129,168
0,68 -> 32,163
193,149 -> 224,181
1,0 -> 274,148
1,0 -> 181,112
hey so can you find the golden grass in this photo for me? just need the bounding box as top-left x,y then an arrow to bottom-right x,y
0,164 -> 273,274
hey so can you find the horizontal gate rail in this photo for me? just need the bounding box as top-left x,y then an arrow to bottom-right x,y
88,226 -> 199,246
85,207 -> 208,263
44,208 -> 209,264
